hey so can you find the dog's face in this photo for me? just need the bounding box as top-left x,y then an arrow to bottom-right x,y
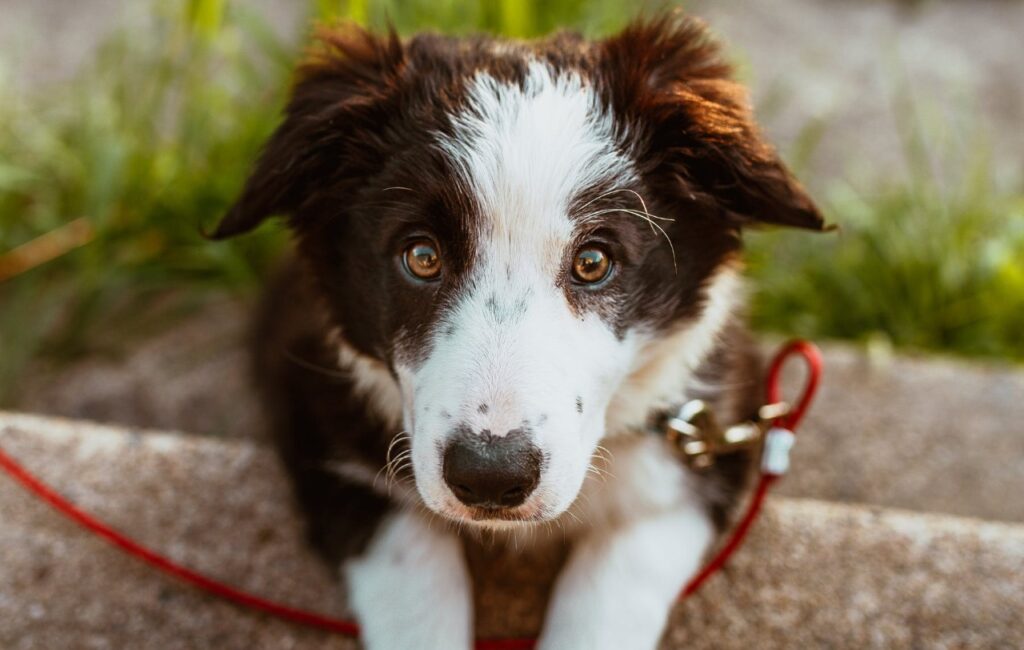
215,16 -> 823,527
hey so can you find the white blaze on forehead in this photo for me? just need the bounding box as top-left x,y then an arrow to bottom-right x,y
396,63 -> 642,520
438,60 -> 633,272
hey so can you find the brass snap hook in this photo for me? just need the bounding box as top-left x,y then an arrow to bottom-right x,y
664,400 -> 790,470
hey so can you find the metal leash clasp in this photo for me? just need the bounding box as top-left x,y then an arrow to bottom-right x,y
664,400 -> 790,470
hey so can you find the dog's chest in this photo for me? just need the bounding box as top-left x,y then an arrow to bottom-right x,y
460,435 -> 703,637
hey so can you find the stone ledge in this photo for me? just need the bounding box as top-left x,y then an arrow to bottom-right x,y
2,412 -> 1022,649
19,302 -> 1024,524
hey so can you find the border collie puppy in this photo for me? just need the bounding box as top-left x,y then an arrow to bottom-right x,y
212,12 -> 823,649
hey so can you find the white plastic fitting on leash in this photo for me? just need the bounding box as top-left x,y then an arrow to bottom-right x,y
761,427 -> 796,476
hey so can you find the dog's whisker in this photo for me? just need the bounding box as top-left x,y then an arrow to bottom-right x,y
563,507 -> 584,527
578,206 -> 674,224
574,187 -> 667,219
380,432 -> 412,489
573,186 -> 631,214
586,464 -> 611,483
386,454 -> 413,486
577,206 -> 678,273
382,431 -> 409,483
284,349 -> 348,380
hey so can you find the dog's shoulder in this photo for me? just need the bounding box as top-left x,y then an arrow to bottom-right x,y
253,257 -> 398,565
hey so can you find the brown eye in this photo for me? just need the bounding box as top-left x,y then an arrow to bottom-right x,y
403,239 -> 442,281
572,245 -> 612,284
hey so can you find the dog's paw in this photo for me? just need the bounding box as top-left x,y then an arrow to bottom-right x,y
538,506 -> 713,650
344,511 -> 473,650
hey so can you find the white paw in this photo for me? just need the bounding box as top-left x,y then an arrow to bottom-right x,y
345,511 -> 473,650
539,506 -> 713,650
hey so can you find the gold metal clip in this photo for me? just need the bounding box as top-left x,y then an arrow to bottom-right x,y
664,400 -> 790,470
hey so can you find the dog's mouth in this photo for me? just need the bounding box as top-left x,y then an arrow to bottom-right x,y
435,499 -> 553,528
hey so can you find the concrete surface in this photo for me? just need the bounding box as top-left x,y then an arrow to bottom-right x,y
775,344 -> 1024,523
689,0 -> 1024,183
17,299 -> 264,442
16,300 -> 1024,523
3,412 -> 1024,649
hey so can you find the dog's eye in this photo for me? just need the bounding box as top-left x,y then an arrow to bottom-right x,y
403,239 -> 442,281
572,245 -> 612,284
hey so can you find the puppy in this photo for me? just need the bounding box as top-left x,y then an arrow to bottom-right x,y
212,12 -> 823,649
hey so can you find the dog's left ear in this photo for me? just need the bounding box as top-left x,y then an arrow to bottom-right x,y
210,25 -> 404,239
602,14 -> 827,231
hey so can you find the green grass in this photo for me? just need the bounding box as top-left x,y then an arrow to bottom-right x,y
312,0 -> 641,37
0,1 -> 293,401
1,0 -> 1022,404
748,94 -> 1024,360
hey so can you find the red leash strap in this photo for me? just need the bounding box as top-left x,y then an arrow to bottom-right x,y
0,341 -> 821,650
0,445 -> 361,636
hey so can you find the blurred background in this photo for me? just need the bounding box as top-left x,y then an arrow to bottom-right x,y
4,5 -> 1024,646
0,0 -> 1021,425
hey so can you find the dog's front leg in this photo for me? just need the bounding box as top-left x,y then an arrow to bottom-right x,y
344,510 -> 473,650
538,506 -> 713,650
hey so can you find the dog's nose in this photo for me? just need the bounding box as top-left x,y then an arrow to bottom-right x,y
442,428 -> 542,508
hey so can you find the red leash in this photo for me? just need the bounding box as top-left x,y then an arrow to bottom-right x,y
682,339 -> 821,597
0,341 -> 821,650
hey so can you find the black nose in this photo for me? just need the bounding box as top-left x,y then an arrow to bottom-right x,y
442,427 -> 542,508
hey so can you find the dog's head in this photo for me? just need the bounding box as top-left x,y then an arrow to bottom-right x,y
214,15 -> 824,527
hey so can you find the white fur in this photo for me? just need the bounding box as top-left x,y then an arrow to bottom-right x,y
402,277 -> 640,523
344,510 -> 473,650
539,502 -> 713,649
334,332 -> 404,429
533,436 -> 713,648
566,433 -> 705,533
397,63 -> 643,525
438,60 -> 634,245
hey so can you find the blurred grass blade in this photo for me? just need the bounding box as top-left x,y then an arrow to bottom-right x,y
499,0 -> 533,37
0,219 -> 95,282
187,0 -> 227,40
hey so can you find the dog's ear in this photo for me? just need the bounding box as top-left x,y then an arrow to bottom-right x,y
210,25 -> 404,239
602,13 -> 827,231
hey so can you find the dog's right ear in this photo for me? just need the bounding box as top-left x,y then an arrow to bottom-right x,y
601,13 -> 828,232
209,24 -> 404,240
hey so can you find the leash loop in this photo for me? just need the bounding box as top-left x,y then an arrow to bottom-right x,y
766,339 -> 823,431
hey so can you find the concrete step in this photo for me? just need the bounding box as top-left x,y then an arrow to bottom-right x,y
16,301 -> 1024,523
777,344 -> 1024,523
2,412 -> 1022,649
